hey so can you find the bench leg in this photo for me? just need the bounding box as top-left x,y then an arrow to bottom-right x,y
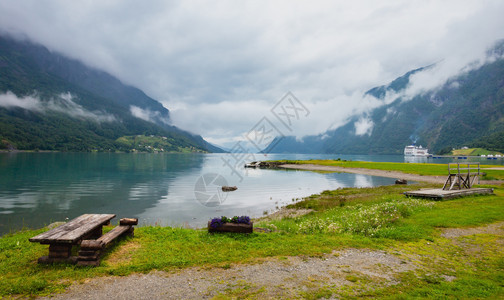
77,240 -> 103,266
127,227 -> 135,237
49,243 -> 72,258
77,249 -> 101,267
38,243 -> 77,264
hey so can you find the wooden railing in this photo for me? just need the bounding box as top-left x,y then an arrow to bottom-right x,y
442,163 -> 480,190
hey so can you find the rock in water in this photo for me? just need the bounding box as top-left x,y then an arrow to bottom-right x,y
222,186 -> 238,192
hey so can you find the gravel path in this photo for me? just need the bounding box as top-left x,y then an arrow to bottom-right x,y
40,249 -> 416,300
441,221 -> 504,238
280,164 -> 445,184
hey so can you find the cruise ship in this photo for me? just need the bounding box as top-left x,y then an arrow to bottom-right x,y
404,145 -> 430,156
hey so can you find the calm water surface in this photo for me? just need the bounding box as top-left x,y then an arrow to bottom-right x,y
0,152 -> 501,235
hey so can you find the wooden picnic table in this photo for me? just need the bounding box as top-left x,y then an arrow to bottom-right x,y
29,214 -> 116,264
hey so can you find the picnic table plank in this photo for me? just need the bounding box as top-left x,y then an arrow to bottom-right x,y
29,214 -> 116,244
29,214 -> 96,242
97,225 -> 131,245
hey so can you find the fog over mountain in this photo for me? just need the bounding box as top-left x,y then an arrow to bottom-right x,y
265,42 -> 504,154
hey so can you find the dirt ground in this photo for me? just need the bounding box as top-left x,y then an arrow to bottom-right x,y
40,248 -> 416,299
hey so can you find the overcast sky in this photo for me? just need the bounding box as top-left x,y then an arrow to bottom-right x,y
1,0 -> 503,148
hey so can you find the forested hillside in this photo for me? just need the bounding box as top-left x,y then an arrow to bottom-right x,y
0,34 -> 221,152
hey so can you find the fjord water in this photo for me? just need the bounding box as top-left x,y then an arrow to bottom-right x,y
0,152 -> 501,235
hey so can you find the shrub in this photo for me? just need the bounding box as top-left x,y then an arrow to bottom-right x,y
297,199 -> 434,236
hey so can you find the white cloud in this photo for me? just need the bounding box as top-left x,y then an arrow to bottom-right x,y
449,81 -> 460,89
129,105 -> 169,125
354,116 -> 374,136
0,91 -> 116,122
169,99 -> 272,148
381,107 -> 397,122
52,92 -> 117,122
0,91 -> 41,110
1,0 -> 503,145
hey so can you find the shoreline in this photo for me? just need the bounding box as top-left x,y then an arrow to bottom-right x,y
278,163 -> 502,185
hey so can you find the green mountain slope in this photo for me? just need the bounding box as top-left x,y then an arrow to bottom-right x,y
0,34 -> 222,152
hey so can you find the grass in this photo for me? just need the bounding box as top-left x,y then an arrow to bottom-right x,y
451,147 -> 503,156
1,161 -> 504,298
376,231 -> 504,299
406,188 -> 504,228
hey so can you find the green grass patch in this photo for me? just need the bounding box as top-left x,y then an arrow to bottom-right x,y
286,184 -> 425,210
296,198 -> 434,236
451,147 -> 503,156
406,188 -> 504,228
369,230 -> 504,299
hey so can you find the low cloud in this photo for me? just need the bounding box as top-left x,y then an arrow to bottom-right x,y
0,92 -> 40,110
382,107 -> 397,122
354,116 -> 374,136
129,105 -> 170,125
0,91 -> 117,122
169,99 -> 272,148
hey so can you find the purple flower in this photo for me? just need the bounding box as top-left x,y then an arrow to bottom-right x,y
210,217 -> 223,228
240,216 -> 251,224
210,215 -> 250,227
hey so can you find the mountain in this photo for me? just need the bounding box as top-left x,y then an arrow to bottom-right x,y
19,40 -> 170,127
0,34 -> 222,152
267,43 -> 504,154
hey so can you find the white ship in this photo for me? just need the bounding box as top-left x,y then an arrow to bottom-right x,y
404,145 -> 430,156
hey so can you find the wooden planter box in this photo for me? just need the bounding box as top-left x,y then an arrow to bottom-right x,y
208,221 -> 253,233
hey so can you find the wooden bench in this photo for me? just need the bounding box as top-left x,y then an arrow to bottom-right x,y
77,218 -> 138,266
29,214 -> 137,266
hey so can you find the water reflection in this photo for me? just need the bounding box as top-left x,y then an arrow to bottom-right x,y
1,153 -> 413,234
404,156 -> 430,164
0,153 -> 204,234
353,174 -> 374,187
